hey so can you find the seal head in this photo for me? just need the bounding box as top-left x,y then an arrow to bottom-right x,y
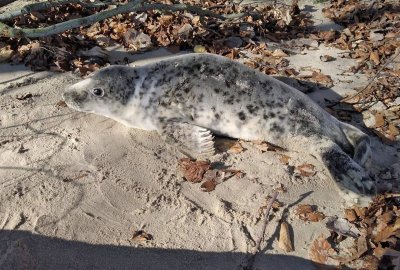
63,66 -> 136,117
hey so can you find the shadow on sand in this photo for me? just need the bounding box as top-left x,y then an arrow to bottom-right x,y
0,229 -> 336,270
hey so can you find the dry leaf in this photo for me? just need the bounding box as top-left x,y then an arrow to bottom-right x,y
296,204 -> 313,216
201,180 -> 216,192
373,218 -> 400,242
252,140 -> 281,152
0,45 -> 13,63
344,209 -> 357,222
278,221 -> 294,252
374,112 -> 385,128
179,158 -> 210,183
388,124 -> 399,136
215,139 -> 244,154
272,49 -> 288,57
295,204 -> 325,222
307,212 -> 326,222
309,235 -> 336,265
353,206 -> 367,219
296,164 -> 316,177
320,30 -> 336,42
56,100 -> 67,107
279,154 -> 291,165
311,71 -> 334,88
370,51 -> 380,65
131,230 -> 153,242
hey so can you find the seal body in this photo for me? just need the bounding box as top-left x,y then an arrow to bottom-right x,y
63,53 -> 374,205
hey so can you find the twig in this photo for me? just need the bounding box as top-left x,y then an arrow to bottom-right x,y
0,0 -> 245,38
0,0 -> 17,8
342,49 -> 400,103
252,190 -> 279,254
240,190 -> 280,269
0,0 -> 109,21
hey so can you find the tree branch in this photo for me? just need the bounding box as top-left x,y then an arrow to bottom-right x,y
0,0 -> 109,21
0,0 -> 17,8
0,0 -> 244,38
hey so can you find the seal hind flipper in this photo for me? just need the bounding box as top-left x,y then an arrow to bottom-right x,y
339,122 -> 371,167
157,121 -> 215,159
312,142 -> 375,206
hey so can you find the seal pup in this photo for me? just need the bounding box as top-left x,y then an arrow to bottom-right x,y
63,53 -> 374,205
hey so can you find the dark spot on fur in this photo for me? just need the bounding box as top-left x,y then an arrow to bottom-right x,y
246,105 -> 259,114
214,88 -> 221,93
238,111 -> 246,121
224,95 -> 234,104
198,93 -> 204,102
215,113 -> 220,119
270,122 -> 284,133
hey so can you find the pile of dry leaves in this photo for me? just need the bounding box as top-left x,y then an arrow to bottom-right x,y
0,0 -> 313,75
308,194 -> 400,269
321,0 -> 400,142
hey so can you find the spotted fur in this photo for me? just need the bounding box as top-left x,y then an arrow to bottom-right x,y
63,53 -> 375,205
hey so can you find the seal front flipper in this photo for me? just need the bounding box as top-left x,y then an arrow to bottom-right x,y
157,121 -> 215,159
311,141 -> 375,206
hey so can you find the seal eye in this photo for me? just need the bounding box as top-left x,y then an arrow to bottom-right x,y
91,88 -> 104,97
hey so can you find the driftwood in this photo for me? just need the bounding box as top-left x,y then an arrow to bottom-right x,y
0,0 -> 244,38
0,0 -> 109,21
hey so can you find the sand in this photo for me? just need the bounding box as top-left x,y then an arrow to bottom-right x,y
1,1 -> 399,270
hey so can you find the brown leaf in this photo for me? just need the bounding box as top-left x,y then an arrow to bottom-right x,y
252,140 -> 280,152
179,158 -> 211,183
307,211 -> 326,222
311,71 -> 334,87
296,204 -> 325,222
0,45 -> 13,63
131,230 -> 153,242
296,204 -> 313,216
296,164 -> 316,177
309,235 -> 336,265
201,180 -> 216,192
344,209 -> 357,222
370,51 -> 380,65
388,124 -> 399,136
272,49 -> 288,57
279,154 -> 291,165
374,112 -> 385,128
278,221 -> 294,252
56,100 -> 67,107
373,218 -> 400,242
215,139 -> 244,154
353,206 -> 367,219
320,30 -> 336,42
